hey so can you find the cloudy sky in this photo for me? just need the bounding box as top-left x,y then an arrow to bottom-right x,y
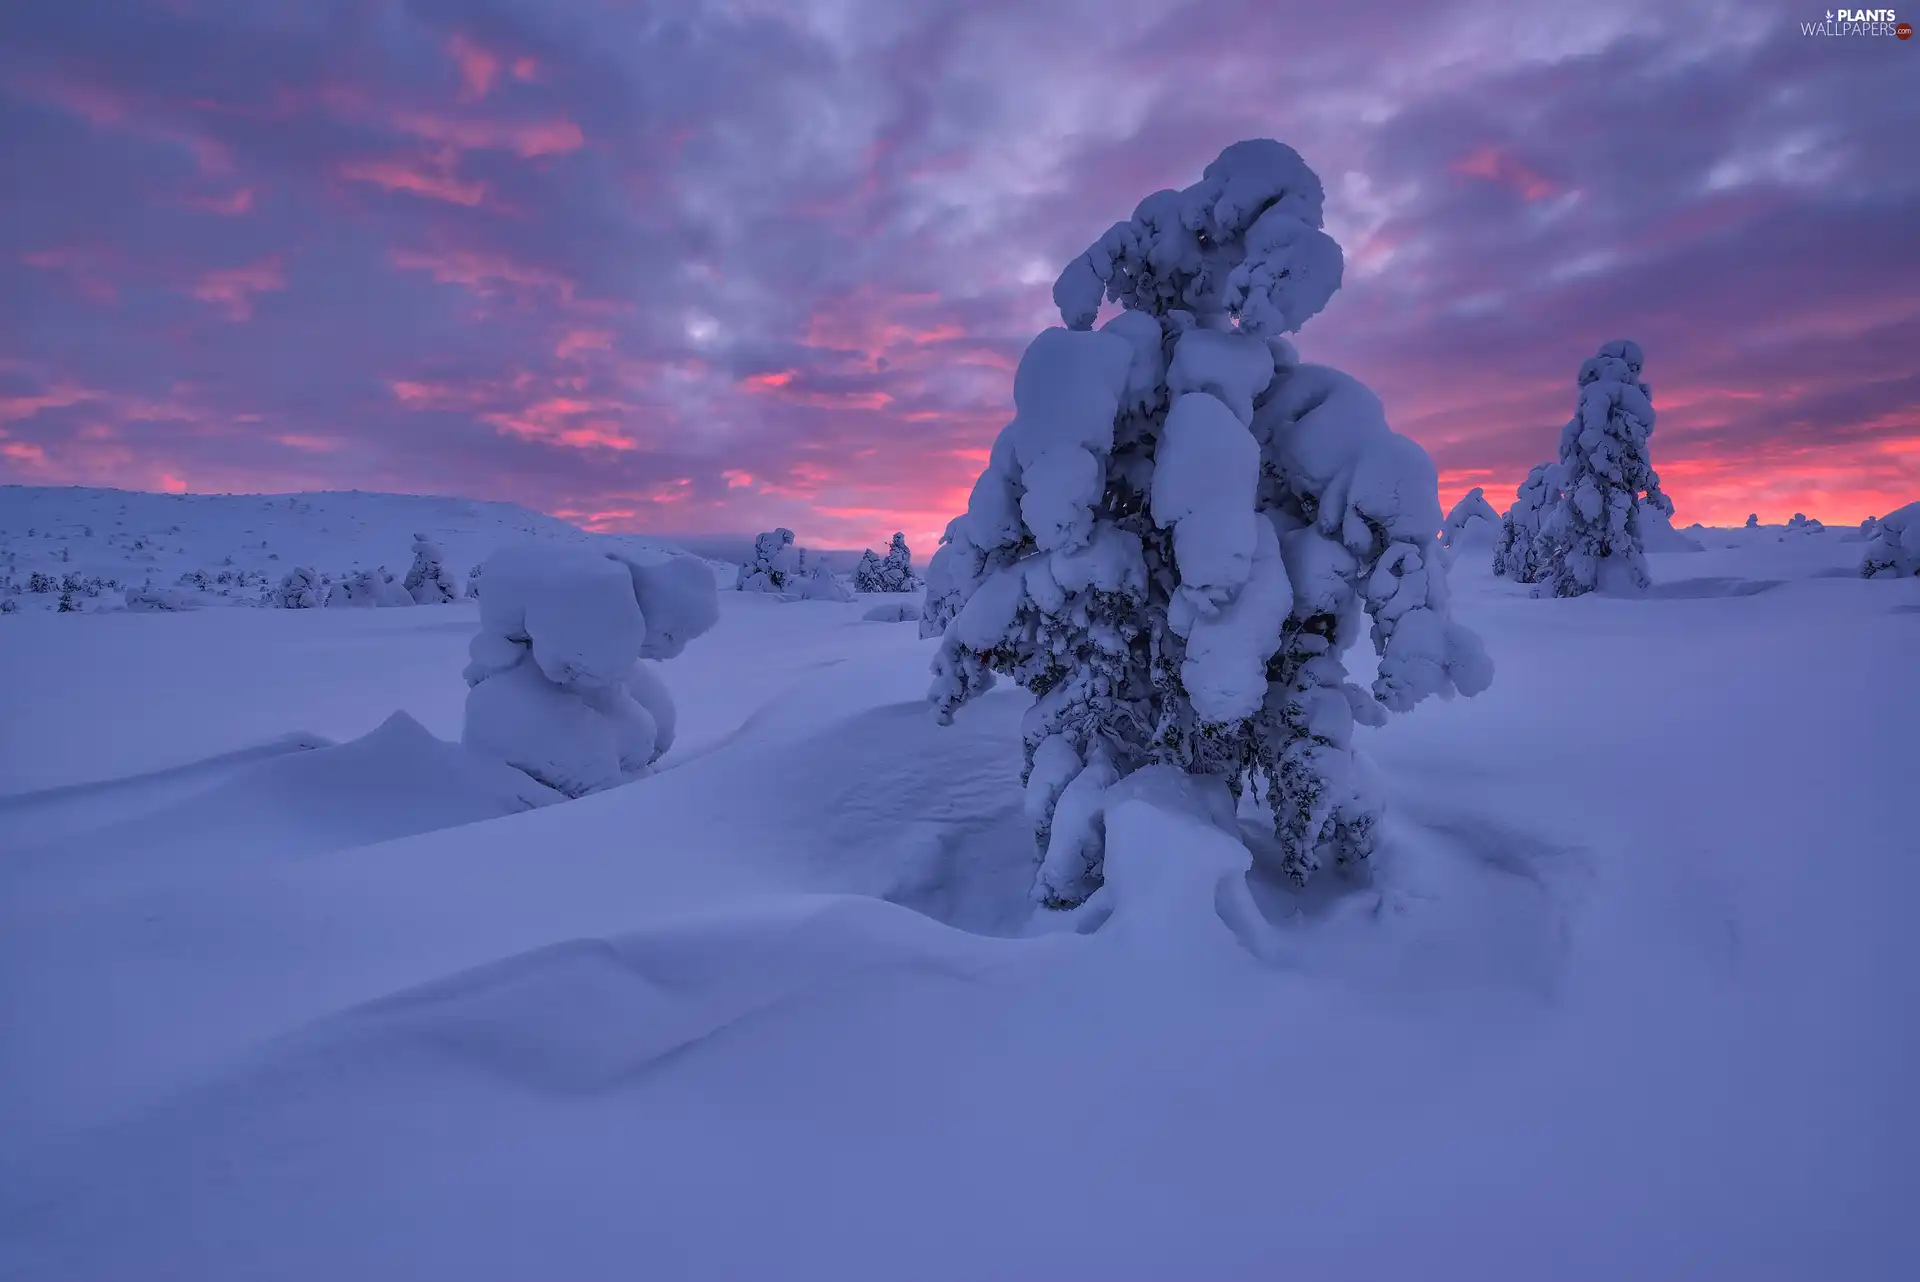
2,0 -> 1915,548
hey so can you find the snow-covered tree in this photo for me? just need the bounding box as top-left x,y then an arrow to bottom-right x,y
404,533 -> 460,603
1861,500 -> 1920,578
1745,513 -> 1759,529
466,562 -> 484,599
796,563 -> 855,602
1785,512 -> 1825,534
855,533 -> 920,592
852,548 -> 886,592
272,566 -> 327,608
1533,341 -> 1672,597
921,139 -> 1491,906
737,528 -> 799,593
463,546 -> 719,797
1492,464 -> 1557,582
1441,487 -> 1501,552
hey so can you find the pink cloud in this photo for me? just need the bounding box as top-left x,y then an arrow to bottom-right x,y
183,187 -> 254,216
446,33 -> 500,102
22,247 -> 120,305
555,328 -> 613,359
188,256 -> 286,321
1450,144 -> 1558,202
390,110 -> 584,158
11,73 -> 233,175
338,152 -> 489,206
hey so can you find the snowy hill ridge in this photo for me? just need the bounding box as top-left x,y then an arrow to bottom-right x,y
0,486 -> 725,611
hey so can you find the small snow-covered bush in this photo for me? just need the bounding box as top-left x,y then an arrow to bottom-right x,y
737,528 -> 800,592
796,564 -> 855,602
863,600 -> 921,623
1441,487 -> 1501,552
1493,463 -> 1557,583
326,569 -> 382,608
466,562 -> 483,599
272,567 -> 328,608
462,544 -> 718,797
1533,341 -> 1672,597
1745,513 -> 1759,529
855,532 -> 920,592
404,533 -> 460,603
1861,501 -> 1920,578
921,139 -> 1490,906
1785,512 -> 1825,535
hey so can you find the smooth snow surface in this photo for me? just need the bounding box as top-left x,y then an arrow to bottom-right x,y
1,497 -> 1913,1280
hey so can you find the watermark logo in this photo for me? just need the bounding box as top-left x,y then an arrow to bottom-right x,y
1801,7 -> 1908,34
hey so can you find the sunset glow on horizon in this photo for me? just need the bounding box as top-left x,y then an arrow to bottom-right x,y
3,1 -> 1915,552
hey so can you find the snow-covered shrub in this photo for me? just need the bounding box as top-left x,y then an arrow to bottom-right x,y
1746,513 -> 1759,529
326,569 -> 380,608
462,545 -> 718,797
855,532 -> 920,592
404,533 -> 460,603
1493,463 -> 1557,583
466,562 -> 484,599
1785,512 -> 1825,535
796,564 -> 855,602
1861,501 -> 1920,578
1533,341 -> 1672,597
922,139 -> 1491,906
1441,487 -> 1500,551
737,528 -> 799,592
27,571 -> 55,594
863,600 -> 921,623
124,587 -> 202,612
272,567 -> 328,608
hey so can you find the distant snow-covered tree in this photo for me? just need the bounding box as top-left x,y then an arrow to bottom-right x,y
852,548 -> 885,592
404,533 -> 460,603
463,546 -> 720,797
1533,341 -> 1672,597
921,139 -> 1491,906
466,562 -> 484,599
796,563 -> 856,602
1785,512 -> 1825,534
1861,500 -> 1920,578
272,567 -> 328,608
1493,464 -> 1557,582
855,533 -> 920,592
737,528 -> 799,592
1441,487 -> 1501,552
1746,513 -> 1759,529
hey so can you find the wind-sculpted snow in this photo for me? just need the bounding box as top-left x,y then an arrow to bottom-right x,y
0,551 -> 1908,1280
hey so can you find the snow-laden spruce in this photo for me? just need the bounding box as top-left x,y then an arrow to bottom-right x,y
921,139 -> 1491,905
404,533 -> 460,603
1746,513 -> 1759,529
855,533 -> 920,593
1860,500 -> 1920,578
1532,341 -> 1672,597
737,529 -> 800,593
1493,464 -> 1557,582
462,545 -> 718,797
1441,487 -> 1501,552
272,567 -> 327,608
